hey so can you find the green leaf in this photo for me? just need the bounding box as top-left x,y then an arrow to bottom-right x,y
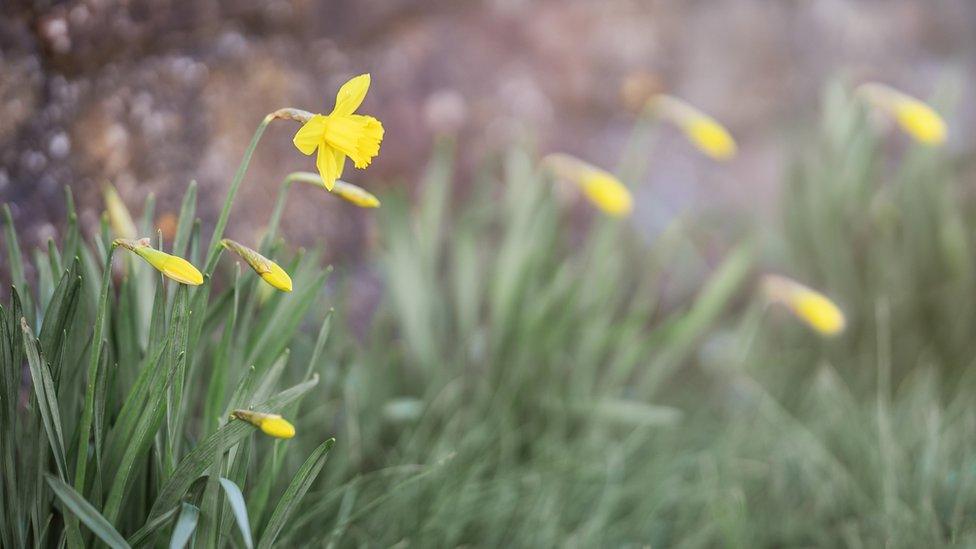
46,475 -> 131,549
219,478 -> 254,549
172,181 -> 197,258
103,286 -> 189,523
74,247 -> 115,494
22,318 -> 69,481
146,375 -> 320,523
258,438 -> 335,549
126,505 -> 179,547
3,204 -> 34,326
167,503 -> 199,549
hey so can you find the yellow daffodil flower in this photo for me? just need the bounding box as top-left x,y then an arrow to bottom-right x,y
220,239 -> 293,292
331,180 -> 381,208
542,153 -> 633,217
292,74 -> 385,191
762,274 -> 845,336
113,238 -> 203,285
856,83 -> 947,145
647,95 -> 737,160
103,183 -> 138,239
231,410 -> 296,439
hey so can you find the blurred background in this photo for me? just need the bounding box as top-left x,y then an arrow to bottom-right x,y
3,0 -> 976,258
8,2 -> 976,546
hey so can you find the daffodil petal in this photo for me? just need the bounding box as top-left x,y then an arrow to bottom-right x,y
895,100 -> 947,145
857,83 -> 947,146
293,115 -> 328,155
542,153 -> 633,218
580,171 -> 633,217
332,74 -> 371,117
334,149 -> 347,180
332,180 -> 381,208
259,416 -> 296,439
123,244 -> 203,286
792,291 -> 846,336
686,117 -> 737,160
231,410 -> 296,439
762,275 -> 845,337
260,262 -> 293,292
316,144 -> 339,191
649,95 -> 737,160
220,239 -> 293,292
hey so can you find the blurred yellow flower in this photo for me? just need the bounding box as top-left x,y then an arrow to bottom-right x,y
762,274 -> 845,336
648,95 -> 736,160
856,83 -> 947,145
542,153 -> 633,217
103,183 -> 138,239
331,180 -> 381,208
231,410 -> 296,439
113,238 -> 204,285
220,239 -> 293,292
293,74 -> 385,191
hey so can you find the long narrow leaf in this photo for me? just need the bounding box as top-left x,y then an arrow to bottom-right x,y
46,475 -> 130,549
258,438 -> 335,549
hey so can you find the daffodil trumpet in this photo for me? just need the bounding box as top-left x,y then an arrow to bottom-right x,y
761,274 -> 846,337
646,94 -> 737,160
293,73 -> 385,192
855,82 -> 947,145
230,409 -> 296,439
220,238 -> 293,292
113,238 -> 204,285
542,153 -> 634,217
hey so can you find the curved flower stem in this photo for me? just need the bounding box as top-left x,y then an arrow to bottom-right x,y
204,109 -> 313,275
259,172 -> 326,254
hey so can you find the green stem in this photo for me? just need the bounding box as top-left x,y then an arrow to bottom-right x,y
260,172 -> 323,254
204,114 -> 274,274
203,109 -> 314,275
73,248 -> 115,493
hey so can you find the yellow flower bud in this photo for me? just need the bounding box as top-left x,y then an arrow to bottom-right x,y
856,83 -> 947,145
220,239 -> 293,292
762,274 -> 845,337
542,153 -> 633,217
331,180 -> 381,208
647,95 -> 737,160
113,238 -> 204,286
103,183 -> 138,239
231,410 -> 296,439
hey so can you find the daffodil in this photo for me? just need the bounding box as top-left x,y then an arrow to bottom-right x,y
647,95 -> 736,160
103,183 -> 138,239
220,239 -> 292,292
331,179 -> 381,208
292,74 -> 385,191
542,153 -> 633,217
762,274 -> 845,336
856,82 -> 947,145
113,238 -> 203,285
231,410 -> 296,439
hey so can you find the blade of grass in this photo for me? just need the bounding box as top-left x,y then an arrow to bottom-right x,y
146,375 -> 320,522
219,478 -> 254,549
74,247 -> 114,495
258,438 -> 335,549
167,503 -> 199,549
46,475 -> 130,549
22,318 -> 69,481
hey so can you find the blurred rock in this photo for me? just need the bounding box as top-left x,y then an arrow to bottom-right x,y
0,0 -> 973,265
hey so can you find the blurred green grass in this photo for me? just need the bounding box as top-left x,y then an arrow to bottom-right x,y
4,81 -> 976,547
